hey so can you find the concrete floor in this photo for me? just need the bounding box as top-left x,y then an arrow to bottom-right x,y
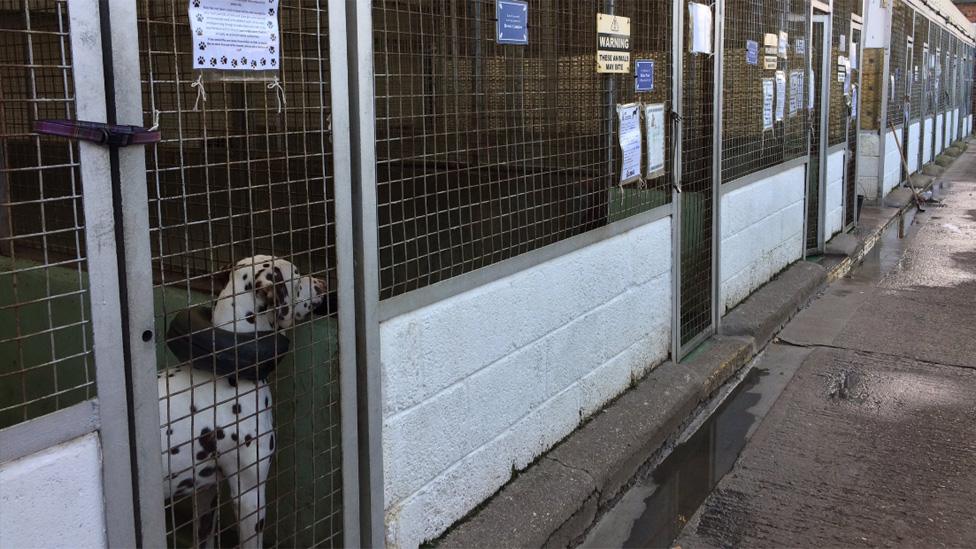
675,145 -> 976,548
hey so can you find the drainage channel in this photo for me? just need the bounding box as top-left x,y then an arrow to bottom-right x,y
580,198 -> 928,549
579,363 -> 777,549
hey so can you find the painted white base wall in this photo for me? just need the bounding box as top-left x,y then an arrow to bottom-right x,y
0,433 -> 106,548
936,114 -> 944,155
858,131 -> 880,201
381,217 -> 672,547
907,121 -> 920,174
952,109 -> 959,142
825,150 -> 845,239
968,115 -> 973,136
720,165 -> 804,313
882,128 -> 901,197
924,117 -> 934,164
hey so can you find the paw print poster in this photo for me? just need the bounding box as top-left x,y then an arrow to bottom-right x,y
188,0 -> 279,74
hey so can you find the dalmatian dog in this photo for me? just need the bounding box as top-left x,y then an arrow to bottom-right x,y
157,255 -> 327,548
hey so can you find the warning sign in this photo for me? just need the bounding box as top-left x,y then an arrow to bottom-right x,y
597,14 -> 631,73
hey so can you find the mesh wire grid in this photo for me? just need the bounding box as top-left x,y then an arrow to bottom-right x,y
678,0 -> 714,347
0,0 -> 95,429
138,0 -> 342,546
720,0 -> 808,183
940,27 -> 950,113
911,14 -> 927,121
373,0 -> 673,300
885,0 -> 909,130
845,21 -> 862,227
828,0 -> 851,146
806,18 -> 825,250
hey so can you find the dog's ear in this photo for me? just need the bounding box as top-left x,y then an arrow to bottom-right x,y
211,262 -> 234,291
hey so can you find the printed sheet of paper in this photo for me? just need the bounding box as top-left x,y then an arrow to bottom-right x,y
688,3 -> 712,55
775,70 -> 786,122
789,70 -> 801,117
778,31 -> 789,59
189,0 -> 280,72
763,33 -> 778,69
808,69 -> 815,109
617,103 -> 642,184
762,78 -> 775,130
644,103 -> 666,178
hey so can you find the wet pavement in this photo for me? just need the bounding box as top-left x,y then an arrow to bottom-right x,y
584,142 -> 976,548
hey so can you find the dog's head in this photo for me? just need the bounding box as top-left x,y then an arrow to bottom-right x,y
215,255 -> 327,332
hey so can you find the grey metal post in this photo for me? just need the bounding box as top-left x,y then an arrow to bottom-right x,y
67,1 -> 138,547
711,0 -> 725,331
345,0 -> 385,546
671,0 -> 684,358
98,1 -> 167,544
327,0 -> 363,545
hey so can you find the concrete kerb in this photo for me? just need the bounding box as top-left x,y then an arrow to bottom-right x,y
434,152 -> 964,549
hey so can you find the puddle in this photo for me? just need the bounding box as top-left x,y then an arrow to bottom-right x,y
580,367 -> 776,549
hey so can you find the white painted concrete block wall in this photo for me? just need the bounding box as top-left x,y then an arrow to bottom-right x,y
381,217 -> 672,547
0,433 -> 106,548
882,129 -> 901,197
952,109 -> 959,142
907,122 -> 921,174
824,150 -> 845,239
719,165 -> 804,313
924,117 -> 934,164
858,131 -> 881,200
936,114 -> 944,155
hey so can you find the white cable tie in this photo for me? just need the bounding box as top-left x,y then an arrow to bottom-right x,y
191,74 -> 207,112
268,77 -> 286,114
147,108 -> 161,131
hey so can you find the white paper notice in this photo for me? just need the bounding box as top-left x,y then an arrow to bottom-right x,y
189,0 -> 280,72
617,103 -> 642,184
808,69 -> 815,110
775,70 -> 786,122
762,78 -> 775,130
644,103 -> 666,178
688,3 -> 713,55
789,70 -> 801,117
778,31 -> 789,59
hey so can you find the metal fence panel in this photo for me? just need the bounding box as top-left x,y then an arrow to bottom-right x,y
136,0 -> 344,546
0,0 -> 96,429
720,0 -> 808,183
372,0 -> 674,300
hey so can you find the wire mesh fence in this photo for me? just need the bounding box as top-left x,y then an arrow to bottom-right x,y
885,0 -> 909,130
845,18 -> 862,227
0,0 -> 95,430
720,0 -> 808,183
372,0 -> 674,300
911,14 -> 927,121
806,18 -> 825,250
678,0 -> 714,347
828,0 -> 850,146
137,0 -> 343,546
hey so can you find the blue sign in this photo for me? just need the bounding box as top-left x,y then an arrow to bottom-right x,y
746,40 -> 759,65
635,60 -> 654,92
496,0 -> 528,45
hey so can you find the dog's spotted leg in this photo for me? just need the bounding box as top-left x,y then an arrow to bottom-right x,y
192,483 -> 219,549
224,459 -> 268,549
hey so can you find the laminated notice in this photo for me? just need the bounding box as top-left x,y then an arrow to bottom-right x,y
778,31 -> 789,59
763,33 -> 778,69
617,103 -> 642,184
789,70 -> 801,117
189,0 -> 281,73
762,78 -> 775,130
597,14 -> 631,73
775,70 -> 786,122
644,103 -> 666,178
689,3 -> 713,54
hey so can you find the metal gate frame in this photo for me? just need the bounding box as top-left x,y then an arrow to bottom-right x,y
671,0 -> 724,359
46,1 -> 369,546
805,11 -> 832,256
845,14 -> 864,231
